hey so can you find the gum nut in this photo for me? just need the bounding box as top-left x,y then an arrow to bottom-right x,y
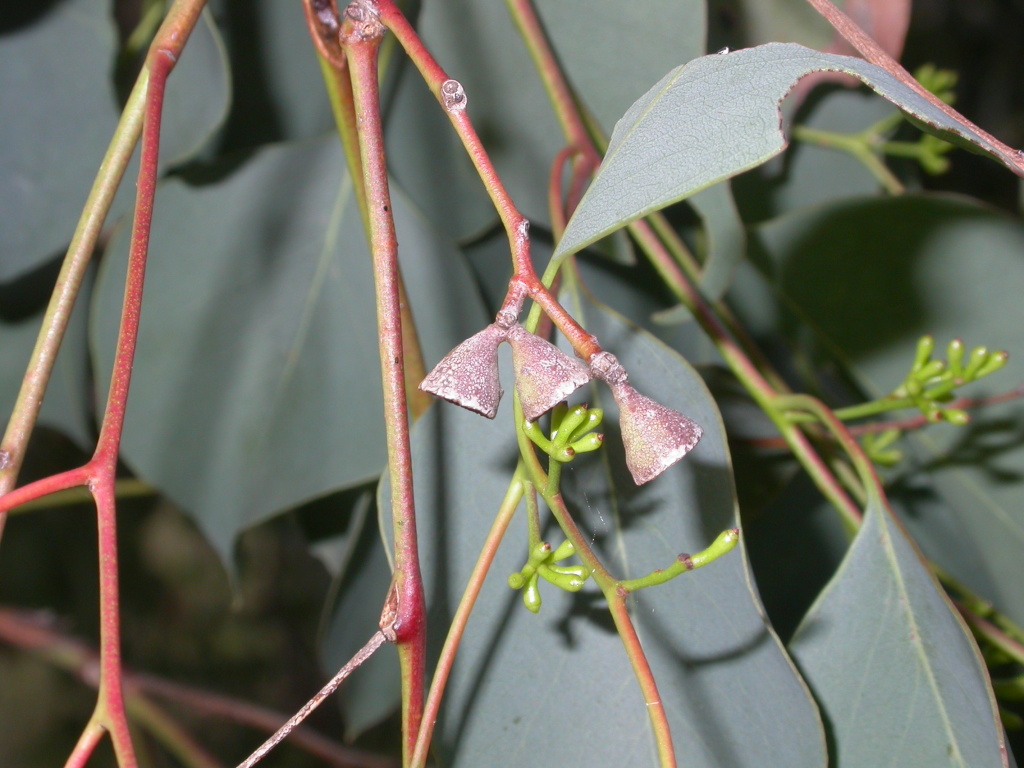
610,381 -> 703,485
419,324 -> 507,418
506,324 -> 591,421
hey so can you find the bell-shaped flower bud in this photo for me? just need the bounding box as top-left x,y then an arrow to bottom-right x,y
506,324 -> 591,421
419,324 -> 508,418
609,380 -> 703,485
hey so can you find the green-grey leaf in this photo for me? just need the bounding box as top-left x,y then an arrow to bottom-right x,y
753,194 -> 1024,629
789,491 -> 1010,767
690,181 -> 746,299
247,0 -> 333,141
384,296 -> 825,766
0,2 -> 229,281
0,0 -> 117,280
92,136 -> 486,562
556,42 -> 1021,258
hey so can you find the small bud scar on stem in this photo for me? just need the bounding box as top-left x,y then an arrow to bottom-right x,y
441,79 -> 467,112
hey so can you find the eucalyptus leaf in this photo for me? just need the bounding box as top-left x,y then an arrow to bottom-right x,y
690,181 -> 746,299
0,0 -> 117,280
384,294 -> 825,766
790,491 -> 1011,767
557,42 -> 1021,258
247,0 -> 333,142
92,136 -> 486,562
0,1 -> 229,281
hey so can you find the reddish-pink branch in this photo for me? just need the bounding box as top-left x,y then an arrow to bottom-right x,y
1,42 -> 180,768
341,10 -> 426,762
375,0 -> 600,361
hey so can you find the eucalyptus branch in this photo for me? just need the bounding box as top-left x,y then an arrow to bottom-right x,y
236,632 -> 389,768
0,0 -> 204,543
340,8 -> 426,763
375,0 -> 601,362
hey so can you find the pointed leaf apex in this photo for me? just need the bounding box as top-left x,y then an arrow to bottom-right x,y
419,324 -> 507,418
507,325 -> 591,421
611,382 -> 703,484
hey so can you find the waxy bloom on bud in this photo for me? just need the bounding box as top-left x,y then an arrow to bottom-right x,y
506,324 -> 591,421
610,381 -> 703,485
419,324 -> 506,418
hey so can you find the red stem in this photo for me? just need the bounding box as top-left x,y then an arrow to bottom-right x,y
375,0 -> 600,361
342,12 -> 426,763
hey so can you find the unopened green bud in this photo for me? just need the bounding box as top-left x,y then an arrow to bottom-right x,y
551,539 -> 575,561
905,377 -> 924,398
523,419 -> 553,453
916,359 -> 946,382
538,564 -> 586,592
913,335 -> 935,372
552,403 -> 589,445
569,433 -> 604,455
508,572 -> 526,590
947,338 -> 965,374
544,564 -> 589,580
528,541 -> 552,568
943,408 -> 970,426
977,351 -> 1009,378
568,408 -> 603,441
523,575 -> 542,613
963,346 -> 990,379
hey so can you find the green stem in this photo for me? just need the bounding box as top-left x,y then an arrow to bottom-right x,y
833,395 -> 914,421
342,15 -> 425,765
619,529 -> 740,591
791,123 -> 905,194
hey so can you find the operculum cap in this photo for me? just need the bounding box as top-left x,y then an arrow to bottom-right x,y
419,324 -> 507,418
506,324 -> 591,421
610,381 -> 703,485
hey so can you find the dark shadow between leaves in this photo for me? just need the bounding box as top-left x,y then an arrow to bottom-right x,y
762,197 -> 994,362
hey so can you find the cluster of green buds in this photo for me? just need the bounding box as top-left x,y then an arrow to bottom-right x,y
900,64 -> 959,175
507,539 -> 590,614
524,402 -> 604,463
897,335 -> 1008,424
420,308 -> 703,485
